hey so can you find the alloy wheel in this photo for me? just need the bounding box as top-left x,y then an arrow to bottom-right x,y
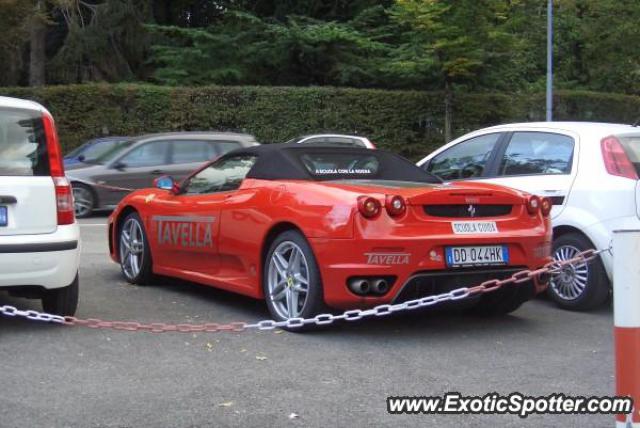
267,241 -> 310,319
72,186 -> 93,218
120,218 -> 145,280
551,244 -> 589,301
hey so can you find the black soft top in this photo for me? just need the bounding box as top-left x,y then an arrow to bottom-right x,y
224,143 -> 440,183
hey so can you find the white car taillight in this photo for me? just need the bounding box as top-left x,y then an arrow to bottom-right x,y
601,136 -> 639,180
53,176 -> 75,225
43,112 -> 76,225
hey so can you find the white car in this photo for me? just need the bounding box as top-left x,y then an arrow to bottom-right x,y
0,96 -> 80,315
417,122 -> 640,310
285,134 -> 376,149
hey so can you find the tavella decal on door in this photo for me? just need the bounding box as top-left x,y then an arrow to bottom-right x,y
153,216 -> 215,247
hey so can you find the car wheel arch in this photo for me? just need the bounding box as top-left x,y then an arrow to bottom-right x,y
71,180 -> 100,208
114,206 -> 139,261
259,222 -> 309,295
552,225 -> 596,247
261,222 -> 304,262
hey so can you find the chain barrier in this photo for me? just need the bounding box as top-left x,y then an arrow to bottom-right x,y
90,182 -> 135,193
0,248 -> 607,333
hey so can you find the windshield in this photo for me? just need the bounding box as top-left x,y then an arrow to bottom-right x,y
0,107 -> 49,176
300,152 -> 380,178
78,139 -> 125,162
284,137 -> 305,144
65,143 -> 87,158
93,140 -> 136,164
290,149 -> 442,183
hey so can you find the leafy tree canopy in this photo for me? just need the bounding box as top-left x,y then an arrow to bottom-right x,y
0,0 -> 637,96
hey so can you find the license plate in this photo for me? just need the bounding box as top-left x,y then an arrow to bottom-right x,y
445,245 -> 509,267
451,221 -> 498,234
0,206 -> 6,227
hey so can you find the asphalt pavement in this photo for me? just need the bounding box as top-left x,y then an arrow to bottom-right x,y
0,216 -> 615,428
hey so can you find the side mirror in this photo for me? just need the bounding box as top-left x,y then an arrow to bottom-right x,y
153,175 -> 179,194
113,161 -> 126,171
78,154 -> 85,162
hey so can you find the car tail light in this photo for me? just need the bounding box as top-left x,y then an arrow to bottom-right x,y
358,196 -> 382,219
385,195 -> 406,217
540,197 -> 552,217
43,112 -> 75,225
601,136 -> 638,179
53,176 -> 75,225
527,195 -> 540,215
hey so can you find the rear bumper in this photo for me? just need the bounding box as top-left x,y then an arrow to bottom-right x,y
0,224 -> 80,290
392,267 -> 541,304
583,214 -> 640,281
310,235 -> 551,309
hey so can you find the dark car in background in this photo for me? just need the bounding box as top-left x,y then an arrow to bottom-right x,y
66,131 -> 259,217
64,136 -> 129,167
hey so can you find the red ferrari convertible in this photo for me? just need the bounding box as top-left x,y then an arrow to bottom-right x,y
108,143 -> 552,322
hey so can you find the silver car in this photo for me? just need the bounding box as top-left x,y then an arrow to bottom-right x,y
67,132 -> 259,217
285,134 -> 376,149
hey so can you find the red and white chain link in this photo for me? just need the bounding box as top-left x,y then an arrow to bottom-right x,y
0,248 -> 607,333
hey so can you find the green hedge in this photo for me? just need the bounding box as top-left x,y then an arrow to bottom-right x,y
3,83 -> 640,160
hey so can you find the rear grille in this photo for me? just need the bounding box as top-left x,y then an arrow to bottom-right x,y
423,204 -> 512,218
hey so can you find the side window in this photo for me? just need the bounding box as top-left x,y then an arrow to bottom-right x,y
184,155 -> 258,195
210,141 -> 241,157
119,141 -> 169,168
499,132 -> 574,176
426,133 -> 502,180
171,140 -> 211,164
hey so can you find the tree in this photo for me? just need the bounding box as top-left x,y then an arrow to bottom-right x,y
388,0 -> 519,141
29,0 -> 47,86
48,0 -> 151,83
554,0 -> 640,95
149,9 -> 388,87
0,0 -> 33,86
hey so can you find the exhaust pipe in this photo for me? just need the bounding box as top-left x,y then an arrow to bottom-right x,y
349,279 -> 371,295
371,279 -> 389,295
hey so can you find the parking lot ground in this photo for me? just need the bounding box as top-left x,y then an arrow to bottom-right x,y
0,216 -> 615,428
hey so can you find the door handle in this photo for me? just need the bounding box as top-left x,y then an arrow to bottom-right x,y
0,195 -> 17,204
150,170 -> 164,175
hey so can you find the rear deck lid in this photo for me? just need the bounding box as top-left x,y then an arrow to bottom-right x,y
0,106 -> 57,235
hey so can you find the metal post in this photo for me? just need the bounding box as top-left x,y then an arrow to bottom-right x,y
613,230 -> 640,427
546,0 -> 554,122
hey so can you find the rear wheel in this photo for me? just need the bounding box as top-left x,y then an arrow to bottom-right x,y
119,212 -> 153,285
42,273 -> 79,316
263,230 -> 326,329
72,183 -> 94,218
548,233 -> 609,310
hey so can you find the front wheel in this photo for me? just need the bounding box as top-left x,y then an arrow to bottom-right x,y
72,183 -> 95,218
118,212 -> 153,285
263,230 -> 326,328
548,233 -> 609,310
